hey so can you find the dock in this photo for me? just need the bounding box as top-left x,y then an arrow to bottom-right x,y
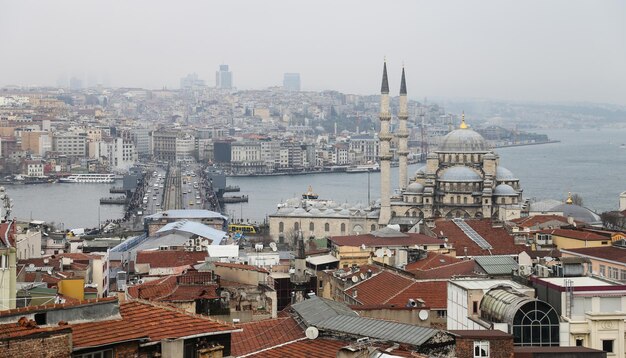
221,195 -> 248,204
224,185 -> 240,192
110,187 -> 127,194
100,197 -> 127,205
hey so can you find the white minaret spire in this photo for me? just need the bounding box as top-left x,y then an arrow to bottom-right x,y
378,61 -> 392,226
397,66 -> 409,191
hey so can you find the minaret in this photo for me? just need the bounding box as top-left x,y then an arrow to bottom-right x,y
397,67 -> 409,191
378,61 -> 392,226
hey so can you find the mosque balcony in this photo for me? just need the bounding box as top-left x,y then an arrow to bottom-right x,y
397,151 -> 410,156
379,133 -> 394,141
379,113 -> 391,121
379,154 -> 393,161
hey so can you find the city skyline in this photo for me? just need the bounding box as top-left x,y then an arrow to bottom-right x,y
1,0 -> 625,105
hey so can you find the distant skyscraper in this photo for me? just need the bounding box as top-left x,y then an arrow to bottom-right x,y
283,73 -> 301,91
180,73 -> 206,90
216,65 -> 232,89
69,76 -> 83,91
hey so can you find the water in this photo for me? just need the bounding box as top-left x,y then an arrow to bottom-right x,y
5,128 -> 626,227
6,183 -> 124,229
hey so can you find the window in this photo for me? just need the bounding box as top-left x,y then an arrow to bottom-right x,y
472,301 -> 479,314
602,339 -> 614,353
371,224 -> 376,231
74,350 -> 113,358
436,310 -> 447,318
278,222 -> 284,233
325,223 -> 330,232
340,223 -> 346,233
473,341 -> 489,357
609,267 -> 619,280
309,222 -> 314,231
575,338 -> 583,346
600,265 -> 606,277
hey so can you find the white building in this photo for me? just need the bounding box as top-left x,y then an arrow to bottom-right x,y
94,138 -> 138,171
53,133 -> 87,157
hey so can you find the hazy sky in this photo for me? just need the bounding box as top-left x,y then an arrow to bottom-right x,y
1,0 -> 625,105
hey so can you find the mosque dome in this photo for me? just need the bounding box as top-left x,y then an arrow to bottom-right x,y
406,182 -> 425,193
438,119 -> 489,153
493,184 -> 518,196
552,203 -> 601,224
496,167 -> 518,181
439,166 -> 482,182
414,166 -> 427,177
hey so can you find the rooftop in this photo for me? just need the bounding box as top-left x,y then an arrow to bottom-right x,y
231,316 -> 304,357
135,250 -> 207,268
561,245 -> 626,265
329,232 -> 441,248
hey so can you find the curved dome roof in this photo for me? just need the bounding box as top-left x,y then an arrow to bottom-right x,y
439,166 -> 482,182
438,128 -> 489,152
552,203 -> 601,224
493,184 -> 517,196
414,166 -> 427,177
496,167 -> 517,181
406,182 -> 425,193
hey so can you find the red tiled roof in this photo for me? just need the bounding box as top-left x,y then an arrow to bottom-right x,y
244,338 -> 348,358
329,232 -> 441,247
135,250 -> 207,268
540,228 -> 607,241
244,337 -> 417,358
0,321 -> 71,340
410,260 -> 477,280
387,281 -> 448,308
163,285 -> 219,301
434,219 -> 524,257
71,300 -> 238,349
231,317 -> 304,356
346,271 -> 413,304
214,262 -> 269,274
511,215 -> 571,228
345,270 -> 448,308
405,252 -> 462,271
562,246 -> 626,265
0,297 -> 118,318
127,276 -> 177,300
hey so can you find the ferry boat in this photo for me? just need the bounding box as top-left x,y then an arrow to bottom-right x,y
346,163 -> 380,173
59,173 -> 116,183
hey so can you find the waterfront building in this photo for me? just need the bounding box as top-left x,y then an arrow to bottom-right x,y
283,73 -> 301,91
230,141 -> 264,174
216,64 -> 232,89
20,131 -> 52,156
130,128 -> 152,157
52,133 -> 87,158
152,129 -> 195,162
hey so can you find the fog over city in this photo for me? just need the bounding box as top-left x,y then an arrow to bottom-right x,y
1,0 -> 625,104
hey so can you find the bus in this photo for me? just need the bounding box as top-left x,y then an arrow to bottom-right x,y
228,224 -> 258,235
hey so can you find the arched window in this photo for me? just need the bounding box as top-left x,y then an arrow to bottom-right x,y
294,222 -> 299,231
463,197 -> 468,204
371,224 -> 376,231
309,222 -> 314,231
457,195 -> 461,203
279,222 -> 284,233
340,223 -> 346,232
411,211 -> 416,217
391,211 -> 396,217
325,223 -> 330,232
413,197 -> 417,203
405,211 -> 409,217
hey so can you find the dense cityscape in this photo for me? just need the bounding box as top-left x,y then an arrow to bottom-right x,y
1,1 -> 626,358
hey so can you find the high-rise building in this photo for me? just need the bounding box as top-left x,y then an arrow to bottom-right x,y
283,73 -> 301,91
215,65 -> 232,89
180,73 -> 206,90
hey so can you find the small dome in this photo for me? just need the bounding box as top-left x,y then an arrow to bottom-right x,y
338,209 -> 351,216
493,184 -> 517,196
290,207 -> 311,216
323,208 -> 336,216
308,208 -> 322,215
276,207 -> 294,215
552,203 -> 601,224
414,166 -> 427,177
427,152 -> 438,160
406,182 -> 425,193
438,128 -> 489,152
439,166 -> 482,182
496,167 -> 517,181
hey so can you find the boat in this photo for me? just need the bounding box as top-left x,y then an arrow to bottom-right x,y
302,185 -> 319,199
621,144 -> 626,149
346,163 -> 380,173
59,173 -> 116,183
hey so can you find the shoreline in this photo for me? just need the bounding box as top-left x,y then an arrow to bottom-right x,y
492,140 -> 561,149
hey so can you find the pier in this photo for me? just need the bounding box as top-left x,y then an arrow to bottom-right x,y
221,195 -> 248,204
100,197 -> 127,205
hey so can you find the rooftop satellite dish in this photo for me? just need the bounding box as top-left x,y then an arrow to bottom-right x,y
351,275 -> 359,283
305,326 -> 319,340
360,273 -> 366,280
361,244 -> 367,251
269,242 -> 277,252
418,310 -> 429,321
544,256 -> 553,262
375,249 -> 384,258
385,249 -> 392,257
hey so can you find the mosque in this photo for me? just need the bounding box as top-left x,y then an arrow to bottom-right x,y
268,62 -> 525,240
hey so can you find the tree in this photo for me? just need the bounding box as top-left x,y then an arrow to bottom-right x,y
601,211 -> 626,230
571,193 -> 584,206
